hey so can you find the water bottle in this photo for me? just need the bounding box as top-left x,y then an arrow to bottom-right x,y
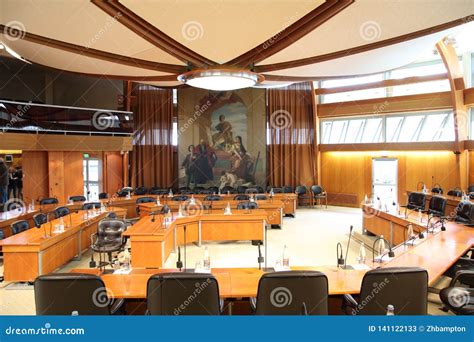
282,245 -> 289,268
168,189 -> 173,197
386,304 -> 395,315
407,224 -> 414,241
364,194 -> 368,204
203,246 -> 210,270
122,249 -> 131,271
377,235 -> 385,257
418,209 -> 422,223
357,243 -> 366,264
156,197 -> 161,206
71,310 -> 79,316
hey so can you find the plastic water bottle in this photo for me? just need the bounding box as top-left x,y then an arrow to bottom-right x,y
282,245 -> 289,268
377,236 -> 385,257
418,209 -> 422,223
156,197 -> 161,206
357,243 -> 366,264
386,304 -> 395,315
71,310 -> 79,316
364,194 -> 368,204
203,247 -> 210,270
122,249 -> 131,271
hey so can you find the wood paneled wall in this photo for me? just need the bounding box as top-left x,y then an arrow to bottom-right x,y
321,151 -> 465,207
23,151 -> 49,203
103,152 -> 124,195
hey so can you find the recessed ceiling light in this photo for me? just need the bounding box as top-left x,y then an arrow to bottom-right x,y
178,68 -> 264,91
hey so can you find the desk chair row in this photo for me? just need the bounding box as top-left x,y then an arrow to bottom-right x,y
34,267 -> 428,316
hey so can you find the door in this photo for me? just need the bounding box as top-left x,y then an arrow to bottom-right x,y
83,158 -> 100,200
372,158 -> 398,205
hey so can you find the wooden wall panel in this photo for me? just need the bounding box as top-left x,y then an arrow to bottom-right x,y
48,152 -> 66,203
22,151 -> 49,203
321,151 -> 463,207
64,152 -> 85,198
104,152 -> 123,195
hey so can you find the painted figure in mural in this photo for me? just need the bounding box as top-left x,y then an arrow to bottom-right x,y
219,170 -> 238,190
193,139 -> 217,184
230,136 -> 253,182
181,144 -> 196,188
212,114 -> 233,150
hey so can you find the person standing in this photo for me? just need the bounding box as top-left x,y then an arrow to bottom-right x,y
8,167 -> 17,199
15,167 -> 23,200
0,158 -> 9,205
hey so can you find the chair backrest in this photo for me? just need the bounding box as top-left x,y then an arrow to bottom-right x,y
431,187 -> 443,194
311,185 -> 323,195
98,192 -> 108,199
455,201 -> 472,223
34,273 -> 111,315
54,206 -> 70,219
468,185 -> 474,194
221,186 -> 235,193
116,189 -> 129,197
283,185 -> 293,193
271,187 -> 283,193
172,195 -> 188,201
82,202 -> 101,210
447,189 -> 463,197
146,273 -> 220,315
149,188 -> 168,195
245,188 -> 258,194
255,271 -> 328,315
0,230 -> 4,240
237,201 -> 258,210
11,220 -> 30,235
207,186 -> 219,193
237,186 -> 248,194
39,197 -> 58,205
295,185 -> 307,195
357,267 -> 428,315
234,194 -> 249,201
407,192 -> 426,209
197,189 -> 212,195
428,196 -> 447,216
204,195 -> 221,201
134,187 -> 148,195
136,197 -> 156,204
180,190 -> 194,195
33,213 -> 48,227
256,194 -> 267,200
97,219 -> 126,245
69,195 -> 86,202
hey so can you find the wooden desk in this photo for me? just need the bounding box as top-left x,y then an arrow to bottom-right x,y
0,207 -> 126,282
71,266 -> 366,299
124,211 -> 267,268
138,199 -> 284,227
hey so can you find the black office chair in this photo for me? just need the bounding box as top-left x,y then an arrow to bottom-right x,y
204,195 -> 221,201
237,186 -> 248,194
98,192 -> 108,199
254,271 -> 328,315
271,187 -> 283,194
439,268 -> 474,315
149,188 -> 168,195
54,206 -> 70,219
403,192 -> 426,211
180,190 -> 194,195
146,273 -> 221,315
221,186 -> 235,194
311,185 -> 327,208
344,267 -> 428,315
116,189 -> 129,197
468,185 -> 474,194
90,219 -> 127,270
171,195 -> 189,201
423,195 -> 447,217
68,195 -> 86,202
234,194 -> 249,201
136,197 -> 156,215
11,220 -> 30,235
295,185 -> 311,206
454,201 -> 474,225
34,273 -> 124,315
447,188 -> 463,197
283,185 -> 293,193
33,213 -> 48,227
208,186 -> 219,194
134,187 -> 148,195
39,197 -> 58,205
255,194 -> 267,200
82,202 -> 101,210
245,188 -> 258,194
237,201 -> 258,210
431,185 -> 443,194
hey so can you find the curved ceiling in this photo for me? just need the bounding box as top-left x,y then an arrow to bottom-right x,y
0,0 -> 473,87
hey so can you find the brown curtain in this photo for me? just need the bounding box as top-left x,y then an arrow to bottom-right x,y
266,82 -> 317,188
130,85 -> 175,188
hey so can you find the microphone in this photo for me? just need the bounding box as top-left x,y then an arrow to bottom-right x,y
151,211 -> 156,222
372,236 -> 395,263
336,242 -> 344,268
301,302 -> 308,316
257,242 -> 264,270
35,218 -> 48,238
343,225 -> 354,269
176,246 -> 183,271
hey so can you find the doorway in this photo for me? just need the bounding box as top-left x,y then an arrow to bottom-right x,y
372,158 -> 398,205
83,157 -> 100,200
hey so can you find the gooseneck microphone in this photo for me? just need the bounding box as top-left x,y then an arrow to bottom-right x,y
176,246 -> 183,271
257,243 -> 264,270
336,242 -> 344,268
344,225 -> 354,269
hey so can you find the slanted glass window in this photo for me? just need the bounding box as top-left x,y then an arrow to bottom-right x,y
389,62 -> 448,79
391,80 -> 450,96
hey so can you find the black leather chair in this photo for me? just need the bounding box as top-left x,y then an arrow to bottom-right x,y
403,192 -> 426,211
431,185 -> 443,194
237,186 -> 248,194
311,185 -> 327,208
172,195 -> 189,201
197,189 -> 212,195
33,213 -> 47,227
204,195 -> 221,201
447,188 -> 463,197
271,187 -> 283,194
295,185 -> 311,206
82,202 -> 101,210
208,186 -> 219,194
116,189 -> 129,197
237,201 -> 258,210
234,194 -> 249,201
11,220 -> 30,235
424,195 -> 447,217
54,206 -> 70,219
283,185 -> 293,193
344,267 -> 428,315
468,185 -> 474,194
146,273 -> 221,315
134,187 -> 148,195
98,192 -> 108,199
255,194 -> 267,200
454,201 -> 474,225
136,197 -> 156,215
69,195 -> 86,202
221,186 -> 235,194
440,284 -> 474,315
39,197 -> 58,205
149,188 -> 168,195
254,271 -> 328,315
245,188 -> 258,194
90,219 -> 127,269
180,190 -> 194,195
34,273 -> 124,315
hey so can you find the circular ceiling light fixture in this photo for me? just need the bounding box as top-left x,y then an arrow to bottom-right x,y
178,68 -> 264,91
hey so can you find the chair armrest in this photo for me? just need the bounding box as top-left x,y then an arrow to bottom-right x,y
249,297 -> 257,313
90,232 -> 98,246
450,269 -> 474,287
343,294 -> 358,308
109,298 -> 125,315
